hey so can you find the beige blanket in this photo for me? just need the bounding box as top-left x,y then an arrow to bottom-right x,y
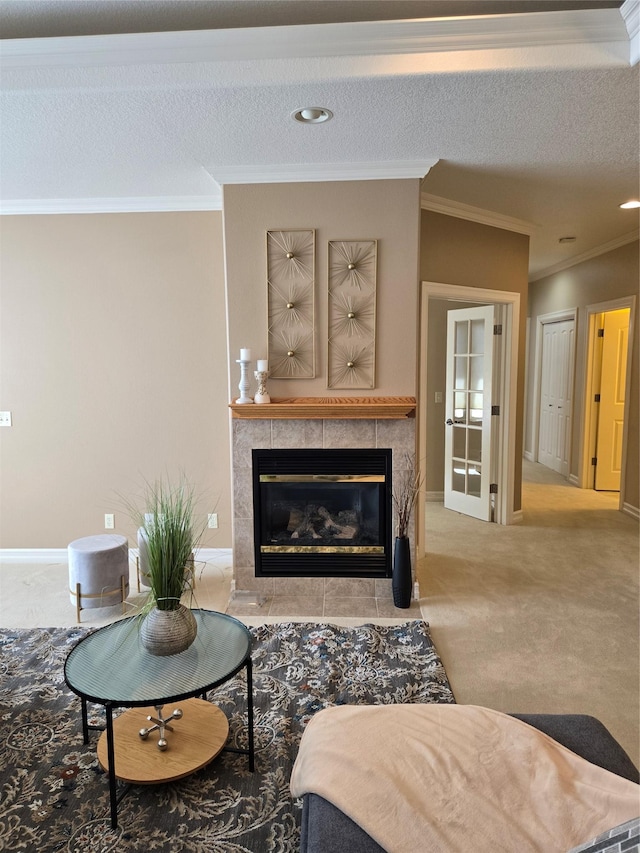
290,704 -> 640,852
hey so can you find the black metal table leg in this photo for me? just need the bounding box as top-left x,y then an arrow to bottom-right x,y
246,658 -> 255,772
81,698 -> 89,745
105,703 -> 118,829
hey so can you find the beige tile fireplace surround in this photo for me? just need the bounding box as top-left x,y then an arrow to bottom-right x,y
229,398 -> 417,616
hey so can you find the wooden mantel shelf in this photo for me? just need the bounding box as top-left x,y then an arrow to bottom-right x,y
229,396 -> 416,420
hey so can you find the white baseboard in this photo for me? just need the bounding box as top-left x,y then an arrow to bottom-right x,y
195,548 -> 232,561
523,451 -> 534,462
0,548 -> 69,562
425,491 -> 444,502
568,474 -> 580,487
622,502 -> 640,521
0,547 -> 232,563
510,510 -> 524,524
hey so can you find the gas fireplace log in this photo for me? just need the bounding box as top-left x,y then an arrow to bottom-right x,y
317,507 -> 357,539
290,505 -> 358,540
290,505 -> 322,539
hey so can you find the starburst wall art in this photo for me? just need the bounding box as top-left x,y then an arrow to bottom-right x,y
328,239 -> 377,388
266,230 -> 315,378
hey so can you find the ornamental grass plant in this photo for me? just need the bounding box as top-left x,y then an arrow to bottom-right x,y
126,476 -> 207,612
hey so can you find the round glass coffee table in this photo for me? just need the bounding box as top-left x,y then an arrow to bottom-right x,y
64,609 -> 254,828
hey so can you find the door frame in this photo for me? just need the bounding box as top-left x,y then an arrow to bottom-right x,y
579,295 -> 636,511
418,282 -> 521,557
530,308 -> 577,471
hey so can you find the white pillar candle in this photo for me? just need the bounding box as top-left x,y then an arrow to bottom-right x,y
240,348 -> 251,361
257,359 -> 268,372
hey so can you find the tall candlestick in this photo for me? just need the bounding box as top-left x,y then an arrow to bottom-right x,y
236,358 -> 254,404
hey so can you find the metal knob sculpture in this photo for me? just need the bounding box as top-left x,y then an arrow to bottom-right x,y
139,704 -> 184,750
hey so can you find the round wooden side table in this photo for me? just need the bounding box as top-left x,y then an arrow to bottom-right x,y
97,698 -> 229,784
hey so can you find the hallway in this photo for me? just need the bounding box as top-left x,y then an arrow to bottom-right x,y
419,459 -> 639,765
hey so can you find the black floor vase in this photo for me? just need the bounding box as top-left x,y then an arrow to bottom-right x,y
392,535 -> 412,608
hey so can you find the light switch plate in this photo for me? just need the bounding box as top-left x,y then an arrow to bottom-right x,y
0,411 -> 12,426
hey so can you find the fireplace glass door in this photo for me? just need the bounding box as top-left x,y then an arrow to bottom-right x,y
252,449 -> 392,577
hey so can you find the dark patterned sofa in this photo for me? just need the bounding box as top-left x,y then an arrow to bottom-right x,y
299,714 -> 639,853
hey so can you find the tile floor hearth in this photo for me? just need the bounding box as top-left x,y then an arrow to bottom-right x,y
225,589 -> 421,619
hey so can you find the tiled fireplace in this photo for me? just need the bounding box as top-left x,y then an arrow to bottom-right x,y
230,398 -> 416,601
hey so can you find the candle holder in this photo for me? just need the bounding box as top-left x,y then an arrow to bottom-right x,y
254,370 -> 271,404
235,359 -> 254,404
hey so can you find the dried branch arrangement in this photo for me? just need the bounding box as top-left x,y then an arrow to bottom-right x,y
392,453 -> 425,538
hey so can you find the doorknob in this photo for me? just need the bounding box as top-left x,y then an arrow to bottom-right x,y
446,419 -> 464,425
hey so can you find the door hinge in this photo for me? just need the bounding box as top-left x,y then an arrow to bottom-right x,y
493,324 -> 503,336
598,328 -> 605,337
594,394 -> 601,403
491,405 -> 500,416
489,483 -> 498,494
592,457 -> 597,466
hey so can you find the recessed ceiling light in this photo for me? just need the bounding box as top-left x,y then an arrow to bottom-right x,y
619,200 -> 640,209
292,107 -> 333,124
558,236 -> 576,243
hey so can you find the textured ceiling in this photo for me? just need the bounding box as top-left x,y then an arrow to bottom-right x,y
0,0 -> 637,278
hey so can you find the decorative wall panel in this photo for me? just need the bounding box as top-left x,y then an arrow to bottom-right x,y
267,230 -> 315,378
328,240 -> 377,389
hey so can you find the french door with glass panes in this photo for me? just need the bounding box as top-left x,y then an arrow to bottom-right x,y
444,305 -> 495,521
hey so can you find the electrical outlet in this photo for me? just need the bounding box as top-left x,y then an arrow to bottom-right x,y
208,513 -> 218,529
0,411 -> 12,426
434,392 -> 443,403
104,513 -> 115,529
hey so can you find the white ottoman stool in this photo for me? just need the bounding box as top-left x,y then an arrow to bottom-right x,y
68,534 -> 129,622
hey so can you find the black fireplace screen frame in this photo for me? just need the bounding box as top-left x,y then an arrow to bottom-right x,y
252,448 -> 393,578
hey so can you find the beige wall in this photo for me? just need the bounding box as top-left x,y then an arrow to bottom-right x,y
420,211 -> 530,511
0,212 -> 232,548
4,198 -> 630,555
222,180 -> 422,398
527,240 -> 639,511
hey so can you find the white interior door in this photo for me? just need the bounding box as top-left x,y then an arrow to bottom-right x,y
444,305 -> 494,521
538,319 -> 575,476
595,308 -> 629,491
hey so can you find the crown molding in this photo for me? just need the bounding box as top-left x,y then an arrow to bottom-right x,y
529,230 -> 639,282
0,165 -> 437,210
0,195 -> 223,216
213,160 -> 438,186
0,8 -> 631,72
420,192 -> 536,235
621,0 -> 640,65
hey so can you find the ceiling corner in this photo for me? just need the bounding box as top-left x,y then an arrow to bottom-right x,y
621,0 -> 640,65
